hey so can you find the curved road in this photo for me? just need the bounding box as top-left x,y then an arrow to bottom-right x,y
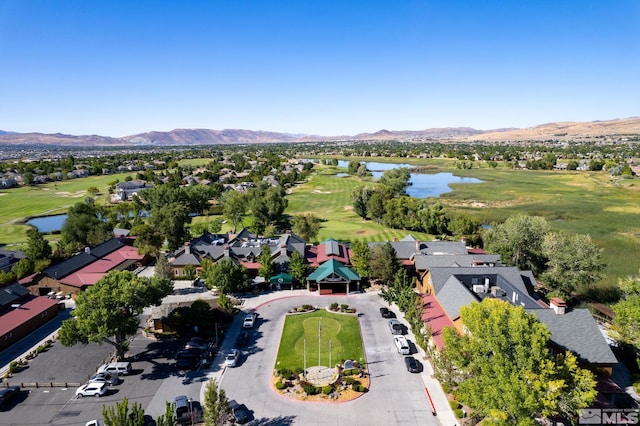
216,292 -> 439,425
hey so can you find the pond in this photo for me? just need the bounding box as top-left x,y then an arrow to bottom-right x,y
334,160 -> 483,198
26,214 -> 67,233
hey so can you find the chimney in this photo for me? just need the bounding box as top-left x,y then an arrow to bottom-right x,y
280,243 -> 287,256
461,237 -> 467,246
223,244 -> 230,257
550,298 -> 567,315
415,240 -> 421,252
184,242 -> 190,255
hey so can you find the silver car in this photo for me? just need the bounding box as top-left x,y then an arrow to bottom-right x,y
89,373 -> 119,386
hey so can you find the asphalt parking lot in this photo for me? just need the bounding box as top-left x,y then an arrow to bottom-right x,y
0,289 -> 452,425
217,292 -> 439,425
0,323 -> 200,426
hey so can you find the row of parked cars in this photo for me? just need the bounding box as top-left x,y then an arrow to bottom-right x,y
380,307 -> 421,374
75,361 -> 132,398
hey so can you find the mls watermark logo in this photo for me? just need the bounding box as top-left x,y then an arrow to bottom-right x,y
578,408 -> 640,424
579,409 -> 602,424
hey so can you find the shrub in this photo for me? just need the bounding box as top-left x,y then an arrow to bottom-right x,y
322,385 -> 333,395
8,361 -> 19,374
453,408 -> 464,418
36,345 -> 46,353
330,302 -> 338,311
302,304 -> 313,311
340,304 -> 349,311
277,368 -> 293,380
302,383 -> 320,395
353,384 -> 367,392
449,400 -> 461,410
275,381 -> 286,390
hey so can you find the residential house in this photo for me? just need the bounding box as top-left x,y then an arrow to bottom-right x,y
114,180 -> 152,201
0,248 -> 26,273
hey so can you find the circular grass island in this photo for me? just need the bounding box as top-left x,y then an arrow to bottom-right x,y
272,307 -> 369,402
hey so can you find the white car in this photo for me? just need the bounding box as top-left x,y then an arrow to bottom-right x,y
394,335 -> 410,355
89,373 -> 119,386
225,349 -> 239,367
242,313 -> 257,328
76,382 -> 108,398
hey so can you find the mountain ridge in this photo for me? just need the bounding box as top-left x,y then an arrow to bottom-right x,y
1,117 -> 639,146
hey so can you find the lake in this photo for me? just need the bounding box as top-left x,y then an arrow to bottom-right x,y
335,160 -> 483,198
26,214 -> 67,233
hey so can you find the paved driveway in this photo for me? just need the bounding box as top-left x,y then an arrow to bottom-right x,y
216,293 -> 439,425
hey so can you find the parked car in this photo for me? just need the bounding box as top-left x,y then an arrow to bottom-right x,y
176,349 -> 201,370
404,356 -> 420,373
225,349 -> 239,367
97,361 -> 132,376
242,312 -> 257,328
379,307 -> 395,318
185,337 -> 209,351
174,395 -> 192,424
394,335 -> 411,355
235,330 -> 249,347
76,382 -> 108,398
89,373 -> 120,386
228,400 -> 250,424
388,319 -> 404,335
0,386 -> 21,409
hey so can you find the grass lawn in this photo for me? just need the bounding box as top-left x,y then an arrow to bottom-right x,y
0,172 -> 136,246
275,310 -> 365,372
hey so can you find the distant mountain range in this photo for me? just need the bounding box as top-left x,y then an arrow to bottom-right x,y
1,117 -> 639,147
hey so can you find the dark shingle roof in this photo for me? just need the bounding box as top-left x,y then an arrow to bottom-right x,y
43,238 -> 125,279
414,254 -> 501,271
531,308 -> 617,365
0,282 -> 30,308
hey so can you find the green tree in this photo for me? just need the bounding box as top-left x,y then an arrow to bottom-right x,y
442,299 -> 596,424
379,167 -> 411,196
204,259 -> 247,294
612,295 -> 640,351
58,270 -> 172,360
102,397 -> 145,426
351,185 -> 375,219
365,191 -> 386,223
250,186 -> 288,235
11,258 -> 34,279
291,214 -> 321,242
449,214 -> 483,247
369,242 -> 400,285
131,223 -> 164,258
222,190 -> 247,233
155,254 -> 173,281
87,186 -> 100,197
151,202 -> 191,252
155,401 -> 176,426
258,245 -> 275,281
61,200 -> 112,253
484,215 -> 550,274
288,250 -> 309,287
25,228 -> 52,261
349,240 -> 370,278
541,232 -> 605,296
203,379 -> 231,426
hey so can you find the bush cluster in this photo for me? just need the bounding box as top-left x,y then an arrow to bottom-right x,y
322,385 -> 333,395
302,383 -> 320,395
275,381 -> 286,390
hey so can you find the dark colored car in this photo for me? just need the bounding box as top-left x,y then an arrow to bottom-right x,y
404,356 -> 419,373
379,307 -> 395,318
176,349 -> 202,370
235,331 -> 249,348
229,400 -> 250,424
0,386 -> 21,409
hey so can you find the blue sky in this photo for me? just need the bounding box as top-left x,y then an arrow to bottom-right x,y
0,0 -> 638,137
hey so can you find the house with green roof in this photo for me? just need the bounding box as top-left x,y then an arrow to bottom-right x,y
306,258 -> 360,294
